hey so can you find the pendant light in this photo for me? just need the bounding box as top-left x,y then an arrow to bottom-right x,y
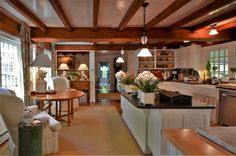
209,24 -> 218,36
116,47 -> 125,63
137,2 -> 152,57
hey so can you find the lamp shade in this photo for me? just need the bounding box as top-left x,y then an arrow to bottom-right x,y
31,53 -> 52,68
78,64 -> 88,71
209,28 -> 218,35
116,57 -> 124,63
137,48 -> 152,57
58,63 -> 69,70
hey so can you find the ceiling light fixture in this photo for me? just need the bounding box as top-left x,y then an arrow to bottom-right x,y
209,24 -> 218,36
137,2 -> 152,57
183,40 -> 190,43
116,47 -> 125,63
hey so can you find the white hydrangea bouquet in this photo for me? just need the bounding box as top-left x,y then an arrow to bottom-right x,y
115,70 -> 125,85
135,71 -> 159,104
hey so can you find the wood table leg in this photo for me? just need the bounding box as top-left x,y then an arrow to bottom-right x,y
71,99 -> 74,118
59,101 -> 62,120
48,101 -> 51,115
56,101 -> 58,119
67,100 -> 71,127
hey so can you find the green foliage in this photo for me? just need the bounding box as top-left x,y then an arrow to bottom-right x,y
230,67 -> 236,73
206,60 -> 212,77
67,71 -> 80,80
121,74 -> 135,85
136,78 -> 159,93
212,66 -> 218,71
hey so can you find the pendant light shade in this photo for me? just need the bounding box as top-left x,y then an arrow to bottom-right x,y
116,46 -> 125,63
141,34 -> 148,44
116,57 -> 125,63
137,2 -> 152,57
209,28 -> 218,35
209,24 -> 218,36
137,48 -> 152,57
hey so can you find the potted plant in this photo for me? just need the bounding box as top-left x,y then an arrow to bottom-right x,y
212,66 -> 218,77
229,67 -> 236,80
120,73 -> 135,93
135,71 -> 159,105
67,71 -> 80,80
206,60 -> 212,78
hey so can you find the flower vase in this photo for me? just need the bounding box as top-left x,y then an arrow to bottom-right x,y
125,85 -> 133,93
137,89 -> 142,99
140,91 -> 155,105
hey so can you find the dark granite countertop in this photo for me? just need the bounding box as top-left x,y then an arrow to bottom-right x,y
120,91 -> 215,109
216,84 -> 236,91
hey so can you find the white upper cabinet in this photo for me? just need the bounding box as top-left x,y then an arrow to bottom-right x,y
175,44 -> 202,70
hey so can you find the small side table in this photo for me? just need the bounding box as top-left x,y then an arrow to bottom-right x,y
18,120 -> 42,156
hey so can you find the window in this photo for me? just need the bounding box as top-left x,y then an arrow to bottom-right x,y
209,49 -> 228,79
0,37 -> 23,98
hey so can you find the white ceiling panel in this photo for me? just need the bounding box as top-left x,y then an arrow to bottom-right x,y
59,0 -> 93,27
98,0 -> 133,27
19,0 -> 64,27
0,0 -> 35,26
157,0 -> 215,27
128,0 -> 175,27
184,1 -> 236,27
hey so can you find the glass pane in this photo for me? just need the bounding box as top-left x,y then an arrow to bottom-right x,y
220,49 -> 224,57
209,51 -> 214,57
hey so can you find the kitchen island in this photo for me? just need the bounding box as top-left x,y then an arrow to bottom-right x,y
120,91 -> 214,155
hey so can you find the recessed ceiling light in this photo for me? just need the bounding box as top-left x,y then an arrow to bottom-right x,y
183,40 -> 190,43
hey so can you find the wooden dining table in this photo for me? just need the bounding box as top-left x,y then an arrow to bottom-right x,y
31,89 -> 85,126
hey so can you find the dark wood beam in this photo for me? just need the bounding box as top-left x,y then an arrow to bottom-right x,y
5,0 -> 47,31
49,0 -> 72,31
55,44 -> 140,51
118,0 -> 145,31
93,0 -> 100,31
146,0 -> 191,30
170,0 -> 235,28
31,27 -> 233,43
191,9 -> 236,31
0,6 -> 21,23
0,11 -> 20,37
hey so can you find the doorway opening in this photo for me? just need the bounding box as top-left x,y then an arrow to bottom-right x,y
98,62 -> 110,93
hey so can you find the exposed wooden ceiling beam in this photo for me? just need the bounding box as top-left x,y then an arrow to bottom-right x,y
55,41 -> 180,51
217,20 -> 236,31
169,0 -> 235,28
5,0 -> 47,31
0,11 -> 20,37
93,0 -> 100,31
118,0 -> 145,31
191,9 -> 236,31
49,0 -> 72,31
146,0 -> 191,30
31,27 -> 233,43
55,44 -> 139,51
0,6 -> 21,23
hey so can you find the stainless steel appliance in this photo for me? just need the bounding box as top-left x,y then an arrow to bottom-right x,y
219,90 -> 236,126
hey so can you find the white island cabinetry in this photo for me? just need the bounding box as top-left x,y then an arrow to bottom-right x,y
120,92 -> 213,155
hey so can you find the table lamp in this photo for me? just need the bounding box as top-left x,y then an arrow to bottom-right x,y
58,63 -> 69,78
31,53 -> 52,93
78,64 -> 88,80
